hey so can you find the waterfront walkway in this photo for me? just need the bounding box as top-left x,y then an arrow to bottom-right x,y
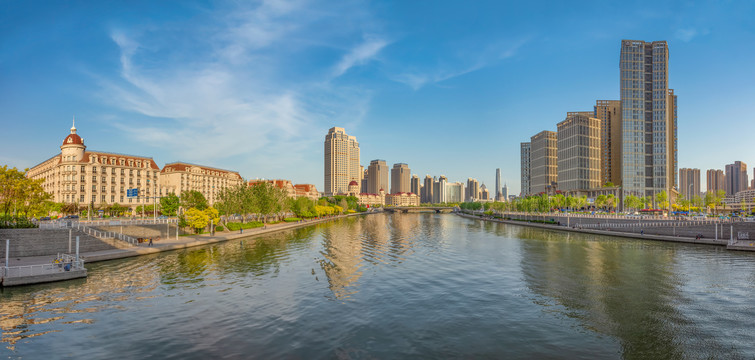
456,212 -> 739,248
7,214 -> 362,267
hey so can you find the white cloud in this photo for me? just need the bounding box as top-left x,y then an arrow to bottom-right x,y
97,0 -> 376,178
332,37 -> 389,77
675,27 -> 709,42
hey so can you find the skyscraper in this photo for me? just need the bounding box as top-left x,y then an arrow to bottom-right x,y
467,178 -> 480,201
438,176 -> 448,203
594,100 -> 622,186
557,113 -> 601,191
706,169 -> 725,195
391,163 -> 411,194
620,40 -> 677,200
725,161 -> 748,196
530,130 -> 557,194
495,168 -> 501,200
679,168 -> 700,199
520,142 -> 531,197
367,159 -> 389,194
324,127 -> 360,195
410,174 -> 420,195
502,183 -> 509,201
422,175 -> 434,204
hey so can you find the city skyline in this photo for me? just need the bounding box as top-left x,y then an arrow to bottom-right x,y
3,1 -> 755,194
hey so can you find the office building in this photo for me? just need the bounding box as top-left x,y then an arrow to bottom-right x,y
480,184 -> 489,200
557,113 -> 601,191
467,178 -> 480,201
446,182 -> 465,203
367,159 -> 389,194
706,169 -> 725,195
411,175 -> 420,195
502,183 -> 509,201
679,168 -> 700,199
324,127 -> 360,195
438,176 -> 448,203
530,131 -> 557,194
520,142 -> 531,196
391,163 -> 411,194
620,40 -> 677,199
594,100 -> 622,186
725,161 -> 749,196
422,175 -> 434,204
495,168 -> 501,200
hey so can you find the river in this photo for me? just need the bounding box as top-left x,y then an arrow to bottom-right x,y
1,213 -> 754,359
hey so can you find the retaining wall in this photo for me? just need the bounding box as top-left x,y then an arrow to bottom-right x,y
0,229 -> 125,257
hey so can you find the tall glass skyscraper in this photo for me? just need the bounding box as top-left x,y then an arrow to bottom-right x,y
620,40 -> 677,201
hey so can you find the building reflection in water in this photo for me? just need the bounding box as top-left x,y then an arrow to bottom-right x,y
501,225 -> 730,359
317,214 -> 426,300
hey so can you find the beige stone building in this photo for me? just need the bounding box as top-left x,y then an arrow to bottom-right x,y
385,192 -> 420,206
705,169 -> 725,195
248,179 -> 319,200
594,100 -> 622,186
346,181 -> 384,207
530,130 -> 557,194
160,162 -> 243,205
28,123 -> 163,208
324,127 -> 360,196
557,113 -> 601,191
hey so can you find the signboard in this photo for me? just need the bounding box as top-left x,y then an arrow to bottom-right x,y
127,188 -> 139,198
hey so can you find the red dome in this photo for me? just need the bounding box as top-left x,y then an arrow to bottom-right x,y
62,133 -> 84,146
349,181 -> 359,186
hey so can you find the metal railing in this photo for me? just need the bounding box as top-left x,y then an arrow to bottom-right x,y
3,253 -> 85,278
37,221 -> 139,246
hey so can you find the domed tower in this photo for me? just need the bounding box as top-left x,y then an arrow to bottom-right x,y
348,180 -> 359,196
61,118 -> 86,162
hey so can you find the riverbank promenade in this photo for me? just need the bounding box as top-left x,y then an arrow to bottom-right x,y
6,213 -> 363,268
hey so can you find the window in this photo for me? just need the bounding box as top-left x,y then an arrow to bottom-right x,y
92,176 -> 96,182
80,195 -> 85,202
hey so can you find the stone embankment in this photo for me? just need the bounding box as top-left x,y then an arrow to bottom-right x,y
0,228 -> 125,257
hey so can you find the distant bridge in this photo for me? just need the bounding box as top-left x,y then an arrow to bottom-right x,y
382,206 -> 456,214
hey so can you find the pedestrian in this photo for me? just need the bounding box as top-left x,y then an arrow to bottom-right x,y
149,237 -> 153,246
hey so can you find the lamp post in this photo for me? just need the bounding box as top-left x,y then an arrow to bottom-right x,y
688,183 -> 694,216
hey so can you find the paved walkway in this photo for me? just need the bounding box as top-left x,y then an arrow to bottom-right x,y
6,214 -> 361,266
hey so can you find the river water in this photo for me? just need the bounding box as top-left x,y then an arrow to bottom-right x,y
2,213 -> 754,359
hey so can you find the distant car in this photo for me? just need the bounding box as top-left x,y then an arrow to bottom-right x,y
158,215 -> 168,219
40,216 -> 51,221
64,215 -> 79,219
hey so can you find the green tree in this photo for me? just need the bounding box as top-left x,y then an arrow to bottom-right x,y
160,193 -> 180,216
595,195 -> 607,211
655,190 -> 669,210
185,207 -> 209,233
181,190 -> 208,211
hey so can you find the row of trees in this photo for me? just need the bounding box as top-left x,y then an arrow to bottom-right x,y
461,188 -> 747,215
0,166 -> 52,218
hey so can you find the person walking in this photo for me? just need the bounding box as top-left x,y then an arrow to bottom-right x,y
148,237 -> 153,246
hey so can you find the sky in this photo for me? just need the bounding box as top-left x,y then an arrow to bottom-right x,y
2,0 -> 755,196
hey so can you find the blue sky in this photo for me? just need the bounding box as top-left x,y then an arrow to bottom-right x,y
2,0 -> 755,195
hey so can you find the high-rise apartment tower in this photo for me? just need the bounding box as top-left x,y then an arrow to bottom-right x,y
324,127 -> 360,195
391,163 -> 410,194
620,40 -> 677,200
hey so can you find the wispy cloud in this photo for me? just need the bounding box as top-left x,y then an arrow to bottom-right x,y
332,37 -> 389,77
391,37 -> 530,90
96,0 -> 379,179
675,27 -> 709,42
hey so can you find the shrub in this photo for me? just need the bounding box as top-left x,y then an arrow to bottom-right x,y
225,222 -> 264,231
215,225 -> 224,232
284,217 -> 301,222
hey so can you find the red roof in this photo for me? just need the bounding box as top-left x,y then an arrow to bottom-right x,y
62,134 -> 84,146
349,181 -> 359,186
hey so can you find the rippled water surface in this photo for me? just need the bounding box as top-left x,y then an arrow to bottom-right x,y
2,214 -> 755,359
